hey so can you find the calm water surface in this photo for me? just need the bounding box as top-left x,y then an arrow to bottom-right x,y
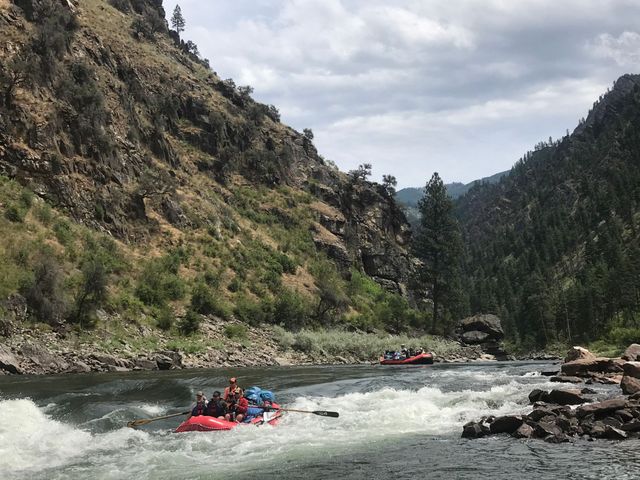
0,362 -> 637,479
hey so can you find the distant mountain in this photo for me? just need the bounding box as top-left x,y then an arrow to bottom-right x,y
395,171 -> 508,227
456,74 -> 640,348
396,170 -> 508,208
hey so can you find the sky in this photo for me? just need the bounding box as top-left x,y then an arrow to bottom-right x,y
163,0 -> 640,187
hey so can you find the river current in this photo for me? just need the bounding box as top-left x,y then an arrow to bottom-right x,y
0,361 -> 638,480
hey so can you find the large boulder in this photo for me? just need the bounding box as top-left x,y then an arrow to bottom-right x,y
564,346 -> 596,363
490,415 -> 523,434
621,375 -> 640,395
546,389 -> 590,405
622,344 -> 640,361
561,357 -> 625,376
461,330 -> 490,344
458,314 -> 504,340
623,361 -> 640,379
576,398 -> 628,418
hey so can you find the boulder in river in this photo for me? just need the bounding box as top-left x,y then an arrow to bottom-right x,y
621,375 -> 640,395
546,389 -> 590,405
576,398 -> 628,418
623,361 -> 640,379
564,346 -> 596,363
490,415 -> 523,434
622,344 -> 640,361
550,376 -> 582,383
561,357 -> 624,376
462,421 -> 485,438
512,422 -> 534,439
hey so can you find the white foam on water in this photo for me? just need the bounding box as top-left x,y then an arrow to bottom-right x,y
0,398 -> 93,473
0,369 -> 560,479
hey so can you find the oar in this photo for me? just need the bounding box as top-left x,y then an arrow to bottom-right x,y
262,407 -> 339,418
127,410 -> 190,428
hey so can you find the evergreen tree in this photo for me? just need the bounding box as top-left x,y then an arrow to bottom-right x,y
413,172 -> 463,333
171,5 -> 186,36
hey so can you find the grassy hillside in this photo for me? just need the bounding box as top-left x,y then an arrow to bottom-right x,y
0,0 -> 426,353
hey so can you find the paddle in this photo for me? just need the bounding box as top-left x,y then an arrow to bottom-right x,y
261,406 -> 339,418
127,410 -> 190,428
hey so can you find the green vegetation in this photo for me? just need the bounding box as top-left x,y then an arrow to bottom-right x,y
413,172 -> 465,334
454,78 -> 640,350
272,326 -> 459,360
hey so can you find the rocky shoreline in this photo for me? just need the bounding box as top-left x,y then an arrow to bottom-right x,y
462,345 -> 640,442
0,309 -> 523,376
0,321 -> 494,376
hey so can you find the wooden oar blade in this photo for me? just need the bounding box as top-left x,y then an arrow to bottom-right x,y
313,410 -> 339,418
127,418 -> 151,428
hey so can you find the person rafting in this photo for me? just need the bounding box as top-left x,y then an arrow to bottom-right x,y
187,391 -> 207,419
206,391 -> 227,418
225,391 -> 248,423
223,377 -> 243,403
400,344 -> 409,358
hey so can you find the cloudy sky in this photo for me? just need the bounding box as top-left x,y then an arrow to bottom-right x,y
163,0 -> 640,187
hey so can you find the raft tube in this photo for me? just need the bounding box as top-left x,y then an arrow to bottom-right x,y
379,352 -> 434,365
175,403 -> 283,432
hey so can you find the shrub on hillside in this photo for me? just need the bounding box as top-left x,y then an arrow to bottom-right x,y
178,309 -> 201,335
273,288 -> 311,331
224,323 -> 248,340
190,282 -> 231,319
22,255 -> 68,326
69,256 -> 108,329
4,204 -> 25,223
53,219 -> 74,246
155,305 -> 174,331
234,295 -> 272,326
135,255 -> 186,306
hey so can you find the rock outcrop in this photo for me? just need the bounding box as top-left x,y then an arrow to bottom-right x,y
456,314 -> 507,359
463,392 -> 640,442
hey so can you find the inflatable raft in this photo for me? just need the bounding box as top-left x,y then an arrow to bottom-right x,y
379,352 -> 434,365
175,404 -> 283,433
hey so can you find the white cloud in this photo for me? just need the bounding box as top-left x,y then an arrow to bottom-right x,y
591,31 -> 640,67
163,0 -> 640,185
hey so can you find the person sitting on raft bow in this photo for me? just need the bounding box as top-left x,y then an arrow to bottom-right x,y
187,391 -> 207,419
206,391 -> 227,419
225,391 -> 249,423
223,377 -> 243,403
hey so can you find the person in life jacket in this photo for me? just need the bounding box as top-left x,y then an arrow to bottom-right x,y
225,391 -> 248,423
206,391 -> 227,418
223,377 -> 243,403
187,391 -> 207,419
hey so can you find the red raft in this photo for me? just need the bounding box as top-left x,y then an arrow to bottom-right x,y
175,404 -> 283,433
379,352 -> 434,365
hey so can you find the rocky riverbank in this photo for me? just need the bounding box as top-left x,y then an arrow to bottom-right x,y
462,345 -> 640,442
0,313 -> 490,375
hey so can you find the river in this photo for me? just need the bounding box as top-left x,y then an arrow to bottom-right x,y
0,361 -> 638,480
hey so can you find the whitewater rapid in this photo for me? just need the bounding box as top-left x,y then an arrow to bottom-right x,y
0,362 -> 629,480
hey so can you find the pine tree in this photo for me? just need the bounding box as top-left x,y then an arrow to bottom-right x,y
171,5 -> 186,36
413,172 -> 463,333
